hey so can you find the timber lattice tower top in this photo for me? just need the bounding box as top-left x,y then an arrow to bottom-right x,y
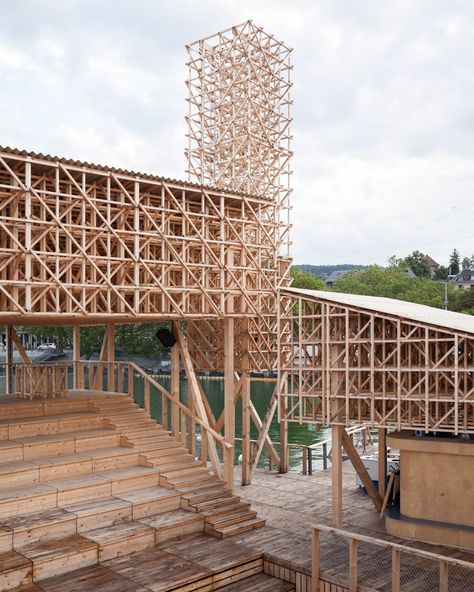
186,20 -> 293,256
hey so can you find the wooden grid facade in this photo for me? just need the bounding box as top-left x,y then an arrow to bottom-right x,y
0,148 -> 289,331
186,20 -> 292,257
278,290 -> 474,434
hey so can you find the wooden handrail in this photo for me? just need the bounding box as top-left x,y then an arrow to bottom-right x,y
126,361 -> 233,449
312,522 -> 474,573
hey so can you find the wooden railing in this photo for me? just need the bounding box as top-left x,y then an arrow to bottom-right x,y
72,360 -> 234,486
235,425 -> 373,475
312,524 -> 474,592
0,362 -> 70,399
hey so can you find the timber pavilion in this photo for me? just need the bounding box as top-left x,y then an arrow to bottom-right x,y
0,20 -> 473,592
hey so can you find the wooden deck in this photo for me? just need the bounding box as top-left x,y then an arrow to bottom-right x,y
231,464 -> 474,590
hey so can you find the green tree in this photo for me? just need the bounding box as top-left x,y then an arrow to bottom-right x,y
434,265 -> 449,281
290,267 -> 325,290
402,250 -> 431,278
449,249 -> 461,274
462,257 -> 472,270
332,265 -> 459,310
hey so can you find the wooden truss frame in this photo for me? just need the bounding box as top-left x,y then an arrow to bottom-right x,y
0,147 -> 289,338
186,20 -> 292,257
278,289 -> 474,435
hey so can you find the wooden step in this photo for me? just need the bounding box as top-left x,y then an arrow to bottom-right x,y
137,509 -> 204,543
128,440 -> 178,453
19,534 -> 98,580
104,547 -> 213,591
37,453 -> 93,482
207,509 -> 257,530
115,487 -> 181,519
0,440 -> 23,463
0,550 -> 32,590
83,521 -> 155,561
61,497 -> 133,533
30,563 -> 146,592
161,535 -> 263,589
0,523 -> 12,552
191,495 -> 241,513
179,483 -> 228,504
48,474 -> 112,505
72,429 -> 121,452
162,469 -> 214,487
14,434 -> 76,461
201,501 -> 251,520
139,445 -> 189,458
141,451 -> 195,465
218,573 -> 295,591
1,507 -> 76,547
216,517 -> 266,538
86,447 -> 140,471
145,457 -> 204,472
0,483 -> 57,519
97,466 -> 160,494
0,461 -> 40,488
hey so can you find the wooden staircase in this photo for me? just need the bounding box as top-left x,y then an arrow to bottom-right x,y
0,394 -> 282,592
90,395 -> 265,538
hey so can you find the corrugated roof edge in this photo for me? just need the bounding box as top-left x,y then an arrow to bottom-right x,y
0,145 -> 271,202
282,287 -> 474,336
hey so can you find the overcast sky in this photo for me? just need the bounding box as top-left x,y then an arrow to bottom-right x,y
1,1 -> 473,266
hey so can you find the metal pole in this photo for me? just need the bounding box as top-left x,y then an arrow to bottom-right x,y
323,443 -> 328,470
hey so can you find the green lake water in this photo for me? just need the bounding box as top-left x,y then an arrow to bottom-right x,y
133,376 -> 331,471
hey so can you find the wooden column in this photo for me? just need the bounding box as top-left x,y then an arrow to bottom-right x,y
279,380 -> 289,473
106,324 -> 115,392
170,325 -> 180,439
5,326 -> 13,395
332,425 -> 343,527
241,319 -> 251,485
224,318 -> 235,488
72,326 -> 84,389
378,428 -> 387,498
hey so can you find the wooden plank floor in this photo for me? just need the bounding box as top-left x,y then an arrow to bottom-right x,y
231,464 -> 474,590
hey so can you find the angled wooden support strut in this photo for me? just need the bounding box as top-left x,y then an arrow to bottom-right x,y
341,428 -> 383,512
174,324 -> 226,482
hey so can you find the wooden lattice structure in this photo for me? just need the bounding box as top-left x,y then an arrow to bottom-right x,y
186,21 -> 292,213
278,288 -> 474,435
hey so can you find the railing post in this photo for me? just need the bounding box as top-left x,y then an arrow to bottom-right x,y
349,538 -> 358,592
144,379 -> 150,415
127,364 -> 134,400
223,445 -> 234,489
439,561 -> 449,592
302,446 -> 308,475
308,447 -> 313,475
170,336 -> 180,439
391,548 -> 401,592
311,528 -> 320,592
323,443 -> 328,470
5,326 -> 13,395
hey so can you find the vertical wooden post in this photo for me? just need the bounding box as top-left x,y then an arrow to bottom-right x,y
241,319 -> 251,485
170,328 -> 180,438
332,425 -> 343,527
279,374 -> 289,473
128,363 -> 134,400
5,326 -> 13,395
144,379 -> 150,415
391,548 -> 401,592
311,528 -> 320,592
224,318 -> 235,488
72,326 -> 84,389
378,428 -> 387,498
439,561 -> 449,592
349,538 -> 358,592
106,324 -> 115,392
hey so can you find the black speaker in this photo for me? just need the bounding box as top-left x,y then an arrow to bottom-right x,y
155,328 -> 176,348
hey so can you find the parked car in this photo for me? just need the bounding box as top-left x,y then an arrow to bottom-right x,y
37,343 -> 57,351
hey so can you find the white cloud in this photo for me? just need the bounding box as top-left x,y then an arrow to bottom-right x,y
0,0 -> 473,266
